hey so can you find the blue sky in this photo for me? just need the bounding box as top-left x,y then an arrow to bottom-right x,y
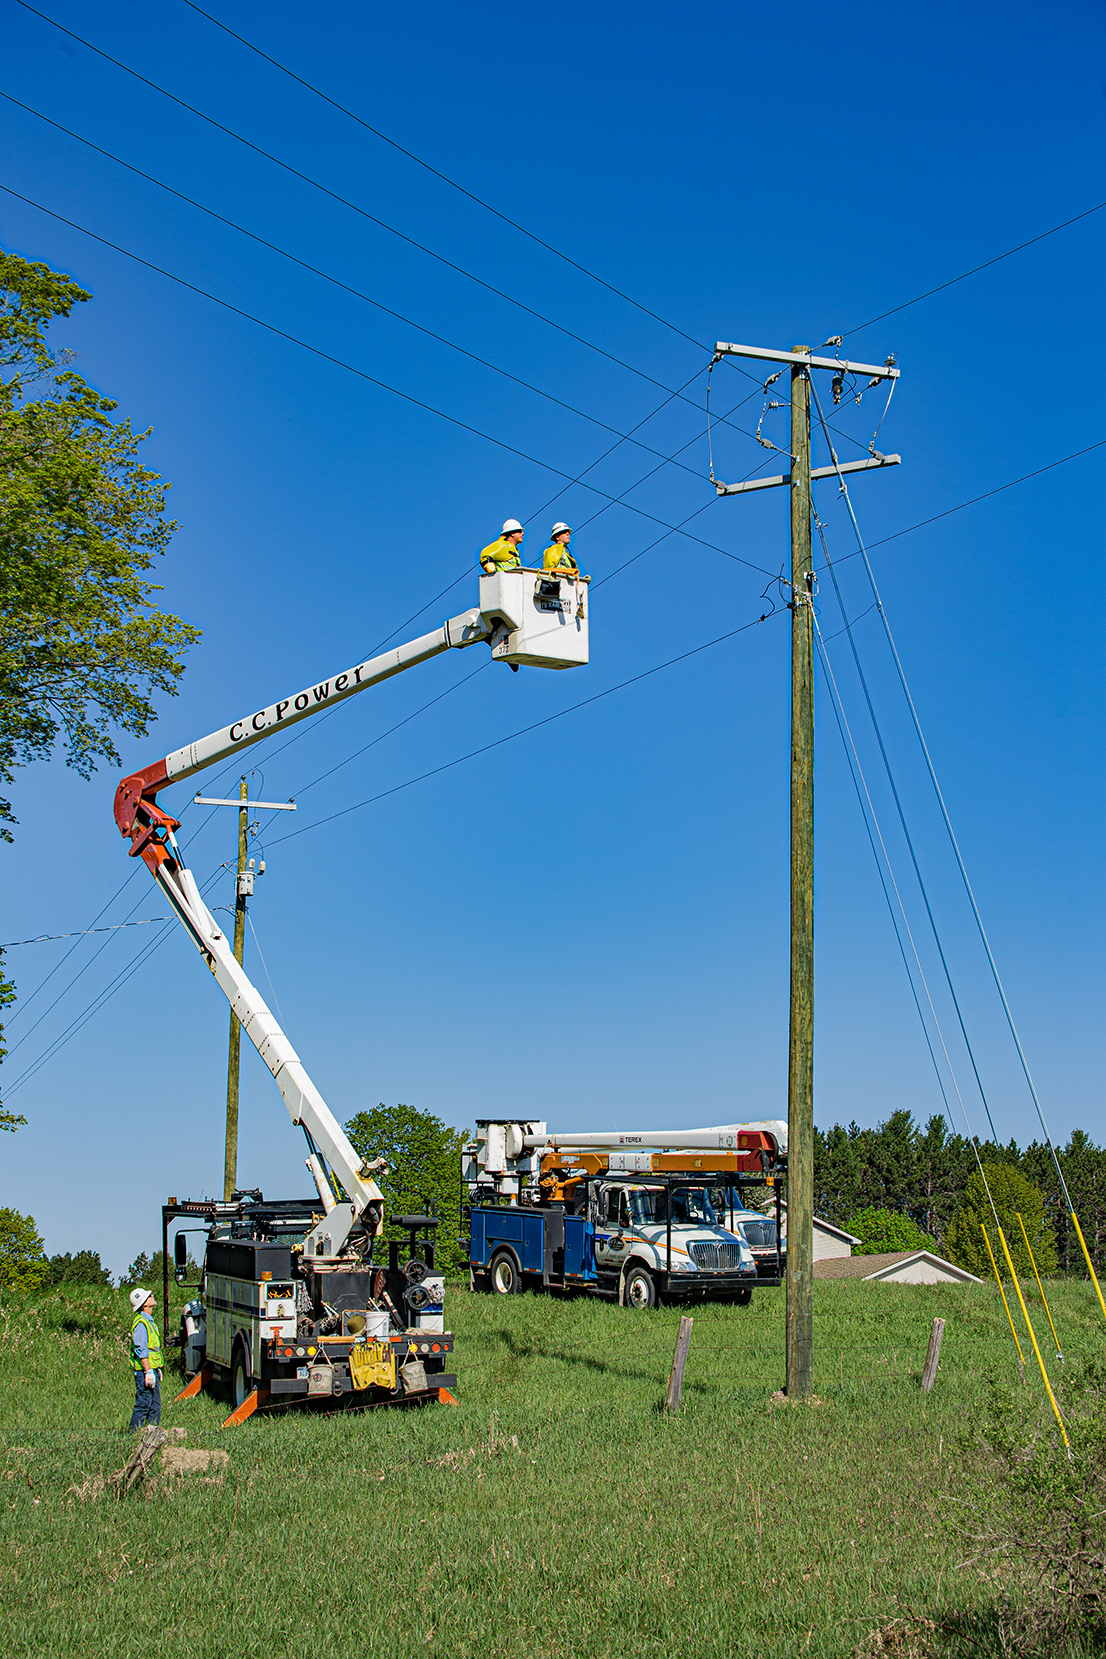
2,0 -> 1103,1274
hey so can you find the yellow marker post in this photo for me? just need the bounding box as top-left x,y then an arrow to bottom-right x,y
981,1222 -> 1025,1365
995,1223 -> 1069,1449
1015,1211 -> 1063,1362
1070,1209 -> 1106,1330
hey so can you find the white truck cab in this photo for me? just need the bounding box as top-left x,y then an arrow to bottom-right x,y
592,1179 -> 757,1308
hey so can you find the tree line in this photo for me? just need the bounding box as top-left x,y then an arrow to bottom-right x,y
816,1111 -> 1106,1274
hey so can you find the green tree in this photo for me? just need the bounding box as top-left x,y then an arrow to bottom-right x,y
0,945 -> 21,1130
0,1206 -> 46,1289
0,249 -> 200,836
945,1162 -> 1058,1280
846,1205 -> 936,1256
119,1248 -> 199,1288
40,1248 -> 112,1288
345,1102 -> 467,1275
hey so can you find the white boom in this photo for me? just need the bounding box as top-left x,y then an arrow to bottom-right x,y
114,571 -> 589,1257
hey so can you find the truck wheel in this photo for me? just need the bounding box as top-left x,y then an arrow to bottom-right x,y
230,1340 -> 252,1409
733,1286 -> 753,1306
623,1265 -> 657,1310
489,1249 -> 522,1295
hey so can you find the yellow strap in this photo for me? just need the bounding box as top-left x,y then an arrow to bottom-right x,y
1015,1211 -> 1063,1361
1070,1208 -> 1106,1330
981,1222 -> 1025,1364
995,1222 -> 1069,1449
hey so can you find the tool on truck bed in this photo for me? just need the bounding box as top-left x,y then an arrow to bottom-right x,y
114,570 -> 589,1421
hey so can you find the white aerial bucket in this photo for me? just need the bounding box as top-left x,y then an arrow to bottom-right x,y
363,1309 -> 391,1341
479,568 -> 589,669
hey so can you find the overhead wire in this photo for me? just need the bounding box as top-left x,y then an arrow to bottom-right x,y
9,3 -> 771,430
178,0 -> 715,358
815,613 -> 1051,1384
5,606 -> 783,1091
0,184 -> 788,584
809,484 -> 1003,1145
815,440 -> 1106,573
0,92 -> 728,491
842,198 -> 1106,336
809,378 -> 1106,1320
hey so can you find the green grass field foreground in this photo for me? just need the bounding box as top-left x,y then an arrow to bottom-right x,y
2,1276 -> 1104,1659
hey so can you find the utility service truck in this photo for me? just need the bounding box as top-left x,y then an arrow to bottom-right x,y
464,1119 -> 786,1309
114,567 -> 589,1423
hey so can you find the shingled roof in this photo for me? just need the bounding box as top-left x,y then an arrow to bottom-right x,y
813,1250 -> 982,1284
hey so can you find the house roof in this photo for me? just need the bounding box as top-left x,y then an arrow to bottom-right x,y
813,1250 -> 983,1285
763,1201 -> 860,1246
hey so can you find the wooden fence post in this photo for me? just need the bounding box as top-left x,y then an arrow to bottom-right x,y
665,1315 -> 694,1414
920,1317 -> 945,1394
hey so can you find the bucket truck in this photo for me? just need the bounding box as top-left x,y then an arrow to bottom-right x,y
114,567 -> 589,1422
464,1119 -> 787,1309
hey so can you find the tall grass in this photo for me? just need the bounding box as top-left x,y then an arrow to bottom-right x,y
1,1276 -> 1103,1658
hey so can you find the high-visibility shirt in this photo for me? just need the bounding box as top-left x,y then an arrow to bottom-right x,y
542,544 -> 579,576
479,538 -> 521,572
130,1310 -> 164,1372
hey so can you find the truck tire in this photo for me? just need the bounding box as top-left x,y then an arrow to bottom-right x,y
732,1286 -> 753,1306
489,1249 -> 523,1295
623,1264 -> 657,1310
230,1340 -> 252,1409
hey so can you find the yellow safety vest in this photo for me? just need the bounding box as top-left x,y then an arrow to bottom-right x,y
543,544 -> 579,576
479,538 -> 521,572
130,1311 -> 164,1372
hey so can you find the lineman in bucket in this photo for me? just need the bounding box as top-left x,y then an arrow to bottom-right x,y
127,1287 -> 164,1431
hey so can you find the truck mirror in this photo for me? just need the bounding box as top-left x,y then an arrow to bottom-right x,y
174,1233 -> 188,1269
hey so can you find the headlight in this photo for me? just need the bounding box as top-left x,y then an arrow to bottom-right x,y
667,1255 -> 693,1272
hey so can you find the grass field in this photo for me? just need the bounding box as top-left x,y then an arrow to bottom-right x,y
1,1274 -> 1103,1658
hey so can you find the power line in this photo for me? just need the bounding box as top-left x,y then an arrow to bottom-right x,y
267,608 -> 782,851
815,439 -> 1106,572
843,198 -> 1106,336
3,918 -> 171,947
0,91 -> 722,490
0,183 -> 785,582
11,3 -> 768,428
6,609 -> 782,1093
178,0 -> 713,359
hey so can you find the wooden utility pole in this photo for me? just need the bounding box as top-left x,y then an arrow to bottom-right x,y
786,347 -> 815,1399
223,775 -> 249,1201
710,337 -> 900,1401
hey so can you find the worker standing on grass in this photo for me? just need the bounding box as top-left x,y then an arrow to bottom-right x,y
127,1287 -> 164,1431
542,522 -> 581,577
479,519 -> 525,572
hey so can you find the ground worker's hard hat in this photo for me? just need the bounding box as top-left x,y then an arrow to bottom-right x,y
129,1287 -> 153,1311
501,519 -> 524,534
551,522 -> 572,536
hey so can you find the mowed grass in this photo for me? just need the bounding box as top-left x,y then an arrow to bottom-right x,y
1,1275 -> 1103,1659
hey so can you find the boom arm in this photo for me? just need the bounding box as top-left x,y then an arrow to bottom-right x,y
113,574 -> 588,1258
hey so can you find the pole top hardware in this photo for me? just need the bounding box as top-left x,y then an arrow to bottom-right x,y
194,795 -> 297,810
714,341 -> 899,381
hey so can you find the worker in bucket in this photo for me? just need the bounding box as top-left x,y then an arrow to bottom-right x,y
479,519 -> 525,573
127,1286 -> 164,1431
542,522 -> 581,577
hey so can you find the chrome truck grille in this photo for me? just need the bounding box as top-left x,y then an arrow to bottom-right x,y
689,1241 -> 744,1273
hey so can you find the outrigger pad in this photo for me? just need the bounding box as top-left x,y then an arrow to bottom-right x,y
175,1363 -> 213,1402
221,1385 -> 269,1428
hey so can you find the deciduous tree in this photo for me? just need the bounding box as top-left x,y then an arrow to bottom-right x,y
945,1162 -> 1057,1280
0,1206 -> 46,1289
345,1102 -> 467,1274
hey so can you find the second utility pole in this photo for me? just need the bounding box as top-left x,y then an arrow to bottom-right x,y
787,347 -> 815,1398
223,775 -> 249,1201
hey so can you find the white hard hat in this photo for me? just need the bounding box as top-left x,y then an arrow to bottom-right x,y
501,519 -> 524,534
551,522 -> 571,537
129,1286 -> 153,1311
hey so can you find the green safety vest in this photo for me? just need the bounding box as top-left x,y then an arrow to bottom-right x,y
130,1310 -> 164,1372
